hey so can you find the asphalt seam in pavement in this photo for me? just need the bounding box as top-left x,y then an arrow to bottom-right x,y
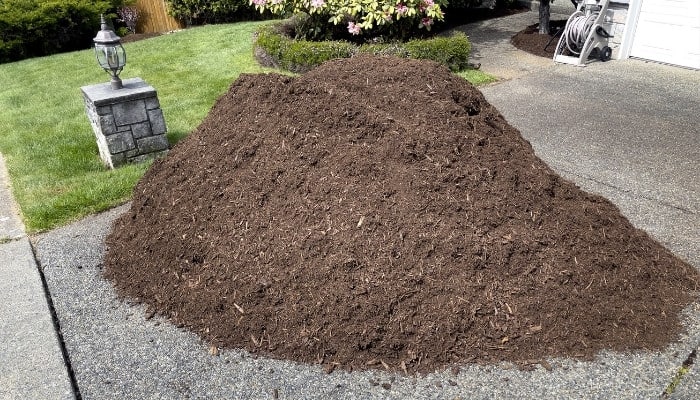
556,165 -> 697,215
29,241 -> 83,400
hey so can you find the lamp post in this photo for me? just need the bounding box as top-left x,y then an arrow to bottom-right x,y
93,15 -> 126,90
82,15 -> 168,168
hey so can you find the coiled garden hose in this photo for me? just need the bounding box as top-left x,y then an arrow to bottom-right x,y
563,12 -> 598,54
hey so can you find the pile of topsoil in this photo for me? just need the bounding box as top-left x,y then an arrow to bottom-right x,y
104,55 -> 698,374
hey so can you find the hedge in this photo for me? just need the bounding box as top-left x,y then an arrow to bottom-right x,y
165,0 -> 270,25
254,18 -> 471,73
0,0 -> 122,63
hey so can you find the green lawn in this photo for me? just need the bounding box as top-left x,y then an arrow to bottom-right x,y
457,69 -> 498,86
0,22 -> 274,232
0,21 -> 495,233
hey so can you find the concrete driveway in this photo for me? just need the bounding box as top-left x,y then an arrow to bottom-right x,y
480,58 -> 699,268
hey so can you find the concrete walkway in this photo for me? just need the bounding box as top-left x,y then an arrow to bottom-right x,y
0,154 -> 75,400
1,9 -> 699,400
456,8 -> 562,80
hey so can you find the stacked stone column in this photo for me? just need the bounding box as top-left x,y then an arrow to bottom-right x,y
82,77 -> 169,169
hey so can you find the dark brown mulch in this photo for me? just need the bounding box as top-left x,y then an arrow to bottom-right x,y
511,20 -> 568,58
104,55 -> 699,375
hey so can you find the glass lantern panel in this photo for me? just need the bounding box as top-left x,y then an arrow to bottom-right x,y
95,44 -> 126,70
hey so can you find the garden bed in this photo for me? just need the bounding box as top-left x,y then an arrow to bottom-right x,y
511,19 -> 568,58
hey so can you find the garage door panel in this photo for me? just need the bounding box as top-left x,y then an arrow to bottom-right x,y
640,5 -> 681,16
640,13 -> 694,26
631,0 -> 700,69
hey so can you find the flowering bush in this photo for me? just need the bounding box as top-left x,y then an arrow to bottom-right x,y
117,6 -> 140,34
250,0 -> 447,40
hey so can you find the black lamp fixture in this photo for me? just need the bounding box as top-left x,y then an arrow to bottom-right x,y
93,15 -> 126,90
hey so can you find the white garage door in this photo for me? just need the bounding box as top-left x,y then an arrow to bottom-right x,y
630,0 -> 700,69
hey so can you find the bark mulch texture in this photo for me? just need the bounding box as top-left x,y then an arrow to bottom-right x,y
104,55 -> 699,375
511,20 -> 568,59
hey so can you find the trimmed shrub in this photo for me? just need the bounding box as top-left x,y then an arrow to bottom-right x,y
255,20 -> 354,73
359,42 -> 409,58
254,19 -> 471,73
0,0 -> 119,63
284,39 -> 356,71
404,32 -> 471,71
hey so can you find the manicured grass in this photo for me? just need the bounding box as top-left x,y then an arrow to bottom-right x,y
0,22 -> 273,232
0,20 -> 496,233
457,69 -> 499,85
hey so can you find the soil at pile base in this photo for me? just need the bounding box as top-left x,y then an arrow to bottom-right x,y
104,55 -> 699,374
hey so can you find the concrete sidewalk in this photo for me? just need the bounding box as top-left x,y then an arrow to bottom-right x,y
1,9 -> 699,400
0,154 -> 75,400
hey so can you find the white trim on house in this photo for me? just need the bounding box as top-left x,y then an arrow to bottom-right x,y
618,0 -> 643,59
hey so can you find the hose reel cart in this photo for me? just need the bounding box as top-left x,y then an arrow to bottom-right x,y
554,0 -> 613,66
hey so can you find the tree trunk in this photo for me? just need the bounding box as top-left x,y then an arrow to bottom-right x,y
539,0 -> 551,34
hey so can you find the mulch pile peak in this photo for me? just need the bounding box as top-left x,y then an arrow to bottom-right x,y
104,55 -> 698,374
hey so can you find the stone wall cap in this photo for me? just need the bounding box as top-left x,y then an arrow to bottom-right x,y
81,77 -> 157,106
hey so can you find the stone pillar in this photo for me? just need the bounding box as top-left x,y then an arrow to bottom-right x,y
81,77 -> 169,169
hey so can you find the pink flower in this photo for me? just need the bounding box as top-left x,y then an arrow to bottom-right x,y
423,0 -> 434,7
311,0 -> 325,8
347,22 -> 361,35
421,17 -> 433,27
252,0 -> 266,5
396,4 -> 408,15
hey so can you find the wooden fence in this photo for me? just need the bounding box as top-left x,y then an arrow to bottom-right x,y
134,0 -> 184,33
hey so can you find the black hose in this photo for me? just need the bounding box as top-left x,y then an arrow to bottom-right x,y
544,26 -> 565,51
